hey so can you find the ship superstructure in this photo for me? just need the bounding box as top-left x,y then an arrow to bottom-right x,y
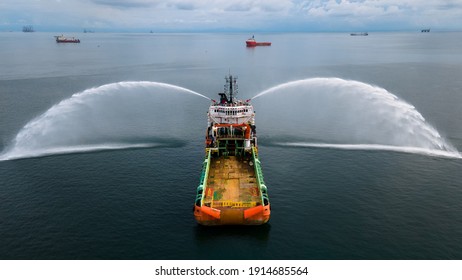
194,75 -> 270,225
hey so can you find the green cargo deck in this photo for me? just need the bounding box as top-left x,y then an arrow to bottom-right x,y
203,156 -> 261,209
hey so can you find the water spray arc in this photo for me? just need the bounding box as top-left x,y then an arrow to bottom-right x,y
1,78 -> 459,161
251,77 -> 460,158
0,81 -> 210,161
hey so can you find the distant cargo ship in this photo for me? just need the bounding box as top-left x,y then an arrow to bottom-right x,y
55,35 -> 80,43
246,36 -> 271,47
193,75 -> 271,225
350,32 -> 368,36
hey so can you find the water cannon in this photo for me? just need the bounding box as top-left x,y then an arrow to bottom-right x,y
218,93 -> 229,104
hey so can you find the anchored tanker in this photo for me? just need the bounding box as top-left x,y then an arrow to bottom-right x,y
193,75 -> 271,225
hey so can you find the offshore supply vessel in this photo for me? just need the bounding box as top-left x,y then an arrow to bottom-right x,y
193,75 -> 270,225
245,35 -> 271,47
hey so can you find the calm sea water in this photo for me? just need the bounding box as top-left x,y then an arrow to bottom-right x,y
1,32 -> 462,259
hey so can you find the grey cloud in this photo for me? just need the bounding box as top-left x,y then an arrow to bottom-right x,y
91,0 -> 156,8
171,2 -> 196,10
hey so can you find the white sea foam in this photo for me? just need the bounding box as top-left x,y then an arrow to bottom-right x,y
277,142 -> 462,159
0,143 -> 159,161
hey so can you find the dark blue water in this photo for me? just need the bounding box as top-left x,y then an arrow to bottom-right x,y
1,32 -> 462,259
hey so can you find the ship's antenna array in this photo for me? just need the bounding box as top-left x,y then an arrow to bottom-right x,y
224,75 -> 238,104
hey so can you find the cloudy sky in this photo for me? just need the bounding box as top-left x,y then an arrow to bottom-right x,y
1,0 -> 461,32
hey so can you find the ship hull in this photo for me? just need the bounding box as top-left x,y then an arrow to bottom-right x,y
55,35 -> 80,43
56,39 -> 80,43
246,40 -> 271,47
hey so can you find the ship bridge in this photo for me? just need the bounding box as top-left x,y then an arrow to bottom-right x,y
205,75 -> 257,155
208,103 -> 254,125
207,75 -> 255,125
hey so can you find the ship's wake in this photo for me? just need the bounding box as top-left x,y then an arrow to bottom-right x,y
0,81 -> 208,161
253,78 -> 460,159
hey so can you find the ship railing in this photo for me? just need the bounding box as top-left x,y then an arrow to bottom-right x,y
252,146 -> 270,206
215,134 -> 245,139
195,149 -> 212,207
212,201 -> 257,208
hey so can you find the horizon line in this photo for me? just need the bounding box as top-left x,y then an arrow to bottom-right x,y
2,28 -> 460,34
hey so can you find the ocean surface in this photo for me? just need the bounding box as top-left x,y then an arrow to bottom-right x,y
1,32 -> 462,259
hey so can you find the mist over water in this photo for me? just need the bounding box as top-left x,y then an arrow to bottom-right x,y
0,81 -> 209,160
253,78 -> 460,158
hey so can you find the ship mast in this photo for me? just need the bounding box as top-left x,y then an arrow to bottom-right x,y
224,75 -> 238,104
